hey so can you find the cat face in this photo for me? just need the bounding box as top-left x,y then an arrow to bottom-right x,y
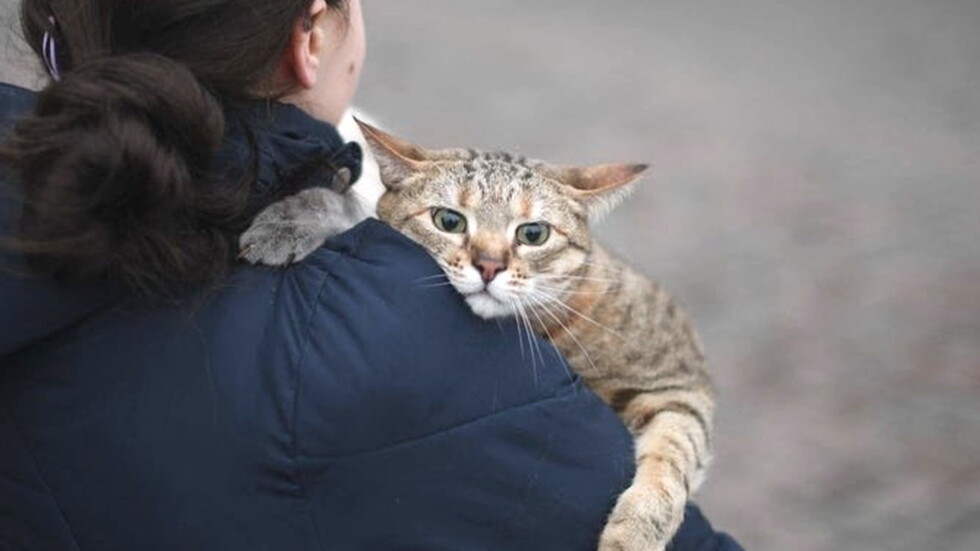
359,121 -> 647,320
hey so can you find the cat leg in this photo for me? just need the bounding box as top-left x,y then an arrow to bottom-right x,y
597,389 -> 713,551
239,187 -> 369,266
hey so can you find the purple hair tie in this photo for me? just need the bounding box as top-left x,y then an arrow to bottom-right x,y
42,16 -> 61,81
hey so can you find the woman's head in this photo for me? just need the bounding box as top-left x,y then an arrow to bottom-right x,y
20,0 -> 363,122
1,0 -> 365,296
281,0 -> 366,124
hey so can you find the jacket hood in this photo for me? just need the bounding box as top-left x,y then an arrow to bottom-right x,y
0,83 -> 362,360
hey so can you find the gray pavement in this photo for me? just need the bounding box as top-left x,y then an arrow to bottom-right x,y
3,1 -> 979,550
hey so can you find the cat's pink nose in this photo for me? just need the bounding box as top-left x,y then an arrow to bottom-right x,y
474,258 -> 506,283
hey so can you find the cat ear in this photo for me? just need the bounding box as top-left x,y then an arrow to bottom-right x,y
559,163 -> 649,220
355,118 -> 429,189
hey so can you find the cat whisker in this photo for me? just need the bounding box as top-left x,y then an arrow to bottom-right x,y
532,283 -> 615,297
535,274 -> 619,284
514,305 -> 525,360
418,281 -> 457,289
522,304 -> 548,377
523,300 -> 574,384
536,270 -> 613,277
520,299 -> 548,369
526,294 -> 601,377
414,272 -> 450,283
510,299 -> 527,362
530,289 -> 625,342
511,299 -> 544,383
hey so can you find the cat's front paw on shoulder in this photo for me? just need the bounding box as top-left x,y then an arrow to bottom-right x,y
597,484 -> 680,551
239,188 -> 367,267
238,217 -> 327,267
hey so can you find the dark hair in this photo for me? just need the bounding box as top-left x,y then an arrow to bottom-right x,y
0,0 -> 347,297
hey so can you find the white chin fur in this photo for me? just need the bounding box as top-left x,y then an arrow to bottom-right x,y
465,292 -> 513,319
450,268 -> 516,319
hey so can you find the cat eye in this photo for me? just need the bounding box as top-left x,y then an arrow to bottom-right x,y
432,208 -> 468,234
516,223 -> 551,246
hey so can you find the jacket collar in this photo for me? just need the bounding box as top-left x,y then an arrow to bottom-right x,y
216,100 -> 363,206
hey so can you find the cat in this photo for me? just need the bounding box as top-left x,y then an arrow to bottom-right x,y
240,121 -> 715,551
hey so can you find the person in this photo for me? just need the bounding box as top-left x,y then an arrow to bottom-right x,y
0,1 -> 744,549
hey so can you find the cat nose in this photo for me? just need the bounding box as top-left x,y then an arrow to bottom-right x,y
474,258 -> 506,283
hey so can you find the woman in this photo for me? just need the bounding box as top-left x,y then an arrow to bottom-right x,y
0,1 -> 742,549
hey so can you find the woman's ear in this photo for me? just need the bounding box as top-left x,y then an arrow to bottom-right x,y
285,0 -> 329,89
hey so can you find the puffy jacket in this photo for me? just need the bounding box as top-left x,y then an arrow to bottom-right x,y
0,82 -> 742,551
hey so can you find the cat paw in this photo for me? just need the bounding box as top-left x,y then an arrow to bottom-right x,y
239,188 -> 367,266
239,218 -> 327,266
596,484 -> 679,551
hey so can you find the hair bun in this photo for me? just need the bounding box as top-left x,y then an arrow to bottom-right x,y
2,53 -> 239,296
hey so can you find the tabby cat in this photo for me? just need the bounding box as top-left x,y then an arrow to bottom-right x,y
240,122 -> 715,551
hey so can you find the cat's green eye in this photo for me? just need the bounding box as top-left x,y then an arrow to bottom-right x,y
432,208 -> 468,234
516,223 -> 551,246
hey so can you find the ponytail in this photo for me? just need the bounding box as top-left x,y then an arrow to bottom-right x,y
1,0 -> 349,296
1,54 -> 240,296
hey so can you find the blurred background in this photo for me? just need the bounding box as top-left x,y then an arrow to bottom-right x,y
3,1 -> 979,550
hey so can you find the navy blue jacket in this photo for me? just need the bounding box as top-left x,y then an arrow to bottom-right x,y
0,82 -> 742,551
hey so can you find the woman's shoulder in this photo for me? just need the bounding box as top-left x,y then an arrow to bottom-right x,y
2,217 -> 636,549
260,219 -> 640,549
284,218 -> 604,453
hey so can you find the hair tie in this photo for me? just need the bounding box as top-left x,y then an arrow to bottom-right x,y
42,16 -> 61,81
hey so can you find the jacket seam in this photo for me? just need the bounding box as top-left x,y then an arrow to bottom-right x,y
288,256 -> 350,551
283,221 -> 391,550
0,406 -> 84,551
287,221 -> 371,460
304,378 -> 582,462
